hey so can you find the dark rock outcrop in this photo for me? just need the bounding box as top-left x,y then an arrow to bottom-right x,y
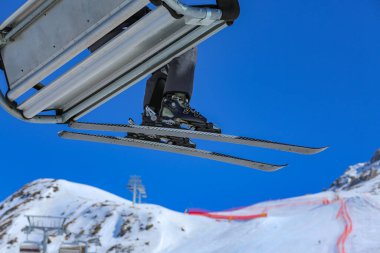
371,149 -> 380,164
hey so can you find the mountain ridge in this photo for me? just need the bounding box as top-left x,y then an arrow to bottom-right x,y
1,150 -> 380,253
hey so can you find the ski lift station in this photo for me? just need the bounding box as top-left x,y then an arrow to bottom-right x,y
0,0 -> 240,124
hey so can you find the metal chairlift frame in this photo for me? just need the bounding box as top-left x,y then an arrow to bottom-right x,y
0,0 -> 240,124
23,215 -> 67,253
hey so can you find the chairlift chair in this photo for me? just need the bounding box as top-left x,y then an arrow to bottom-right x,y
0,0 -> 327,174
0,0 -> 240,124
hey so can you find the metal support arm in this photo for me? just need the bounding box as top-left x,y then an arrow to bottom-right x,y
158,0 -> 240,22
162,0 -> 223,20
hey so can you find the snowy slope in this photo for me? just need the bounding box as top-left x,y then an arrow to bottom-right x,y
1,150 -> 380,253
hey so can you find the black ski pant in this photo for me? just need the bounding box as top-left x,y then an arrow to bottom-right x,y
89,7 -> 197,112
143,47 -> 197,111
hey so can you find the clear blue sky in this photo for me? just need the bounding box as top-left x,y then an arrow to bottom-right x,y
0,0 -> 379,212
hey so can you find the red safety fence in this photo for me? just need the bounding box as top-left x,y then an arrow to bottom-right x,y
188,209 -> 267,221
336,199 -> 353,253
187,196 -> 353,253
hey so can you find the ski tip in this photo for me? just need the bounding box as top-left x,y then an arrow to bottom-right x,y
58,131 -> 66,137
317,146 -> 329,153
254,163 -> 288,172
307,146 -> 329,155
271,164 -> 288,171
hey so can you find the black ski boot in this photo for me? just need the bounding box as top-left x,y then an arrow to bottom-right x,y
159,93 -> 221,133
128,106 -> 196,148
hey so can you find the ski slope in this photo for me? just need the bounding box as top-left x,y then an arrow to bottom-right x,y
0,158 -> 380,252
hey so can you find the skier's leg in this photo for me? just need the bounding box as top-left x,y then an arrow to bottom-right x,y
164,48 -> 197,99
159,48 -> 221,133
136,66 -> 196,147
143,47 -> 196,114
143,67 -> 168,112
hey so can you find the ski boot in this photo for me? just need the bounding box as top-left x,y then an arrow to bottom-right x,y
159,93 -> 221,133
128,106 -> 196,148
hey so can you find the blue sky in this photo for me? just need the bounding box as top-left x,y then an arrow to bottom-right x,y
0,0 -> 379,212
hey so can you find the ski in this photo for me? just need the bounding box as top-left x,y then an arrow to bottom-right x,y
59,131 -> 286,172
68,121 -> 327,155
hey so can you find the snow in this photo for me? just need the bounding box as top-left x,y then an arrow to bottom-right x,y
1,158 -> 380,252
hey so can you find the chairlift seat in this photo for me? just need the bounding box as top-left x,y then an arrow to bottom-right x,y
59,244 -> 86,253
19,241 -> 41,253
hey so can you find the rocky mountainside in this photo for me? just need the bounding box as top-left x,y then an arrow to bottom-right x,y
330,149 -> 380,192
0,179 -> 207,253
1,150 -> 380,253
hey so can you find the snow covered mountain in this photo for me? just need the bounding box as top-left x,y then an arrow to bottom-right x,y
1,150 -> 380,253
